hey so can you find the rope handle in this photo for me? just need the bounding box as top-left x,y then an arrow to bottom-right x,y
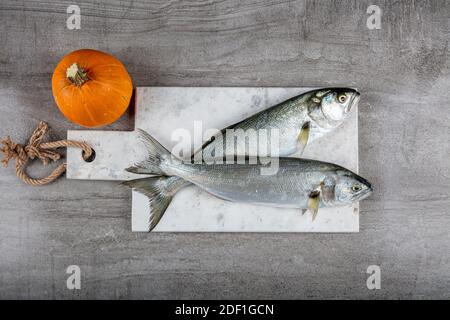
1,121 -> 93,186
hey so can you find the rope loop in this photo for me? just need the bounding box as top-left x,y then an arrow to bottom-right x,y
1,121 -> 93,186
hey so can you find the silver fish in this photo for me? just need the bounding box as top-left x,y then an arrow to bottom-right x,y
127,88 -> 361,207
199,87 -> 360,160
123,130 -> 372,231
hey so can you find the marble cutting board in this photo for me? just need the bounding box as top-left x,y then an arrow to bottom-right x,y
66,87 -> 359,232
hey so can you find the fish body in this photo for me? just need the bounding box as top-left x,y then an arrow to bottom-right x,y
123,130 -> 373,231
200,88 -> 360,160
167,157 -> 371,209
124,87 -> 362,205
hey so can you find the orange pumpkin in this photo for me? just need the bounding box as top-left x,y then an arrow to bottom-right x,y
52,49 -> 133,127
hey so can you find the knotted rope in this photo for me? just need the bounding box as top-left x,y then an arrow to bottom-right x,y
1,121 -> 93,186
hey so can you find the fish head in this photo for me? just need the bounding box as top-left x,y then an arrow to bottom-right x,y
332,170 -> 373,204
310,88 -> 360,123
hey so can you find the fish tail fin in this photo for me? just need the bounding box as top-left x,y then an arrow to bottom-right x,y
122,176 -> 188,231
126,129 -> 173,176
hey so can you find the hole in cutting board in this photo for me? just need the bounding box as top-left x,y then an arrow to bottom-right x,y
82,149 -> 96,163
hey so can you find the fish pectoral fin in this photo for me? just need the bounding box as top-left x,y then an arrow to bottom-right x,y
307,189 -> 321,221
297,122 -> 310,155
301,209 -> 307,216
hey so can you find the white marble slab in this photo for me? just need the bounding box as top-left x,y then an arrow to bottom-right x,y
67,87 -> 359,232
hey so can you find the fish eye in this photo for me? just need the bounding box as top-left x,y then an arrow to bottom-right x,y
351,184 -> 362,192
337,94 -> 347,103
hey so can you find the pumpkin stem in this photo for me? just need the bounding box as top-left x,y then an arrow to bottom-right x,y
66,63 -> 89,87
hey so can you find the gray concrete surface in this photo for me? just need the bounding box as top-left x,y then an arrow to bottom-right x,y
0,0 -> 449,299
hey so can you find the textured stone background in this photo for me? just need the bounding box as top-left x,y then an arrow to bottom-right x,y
0,0 -> 449,299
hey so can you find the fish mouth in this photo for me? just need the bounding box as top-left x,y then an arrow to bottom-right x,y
354,188 -> 373,201
346,91 -> 360,113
